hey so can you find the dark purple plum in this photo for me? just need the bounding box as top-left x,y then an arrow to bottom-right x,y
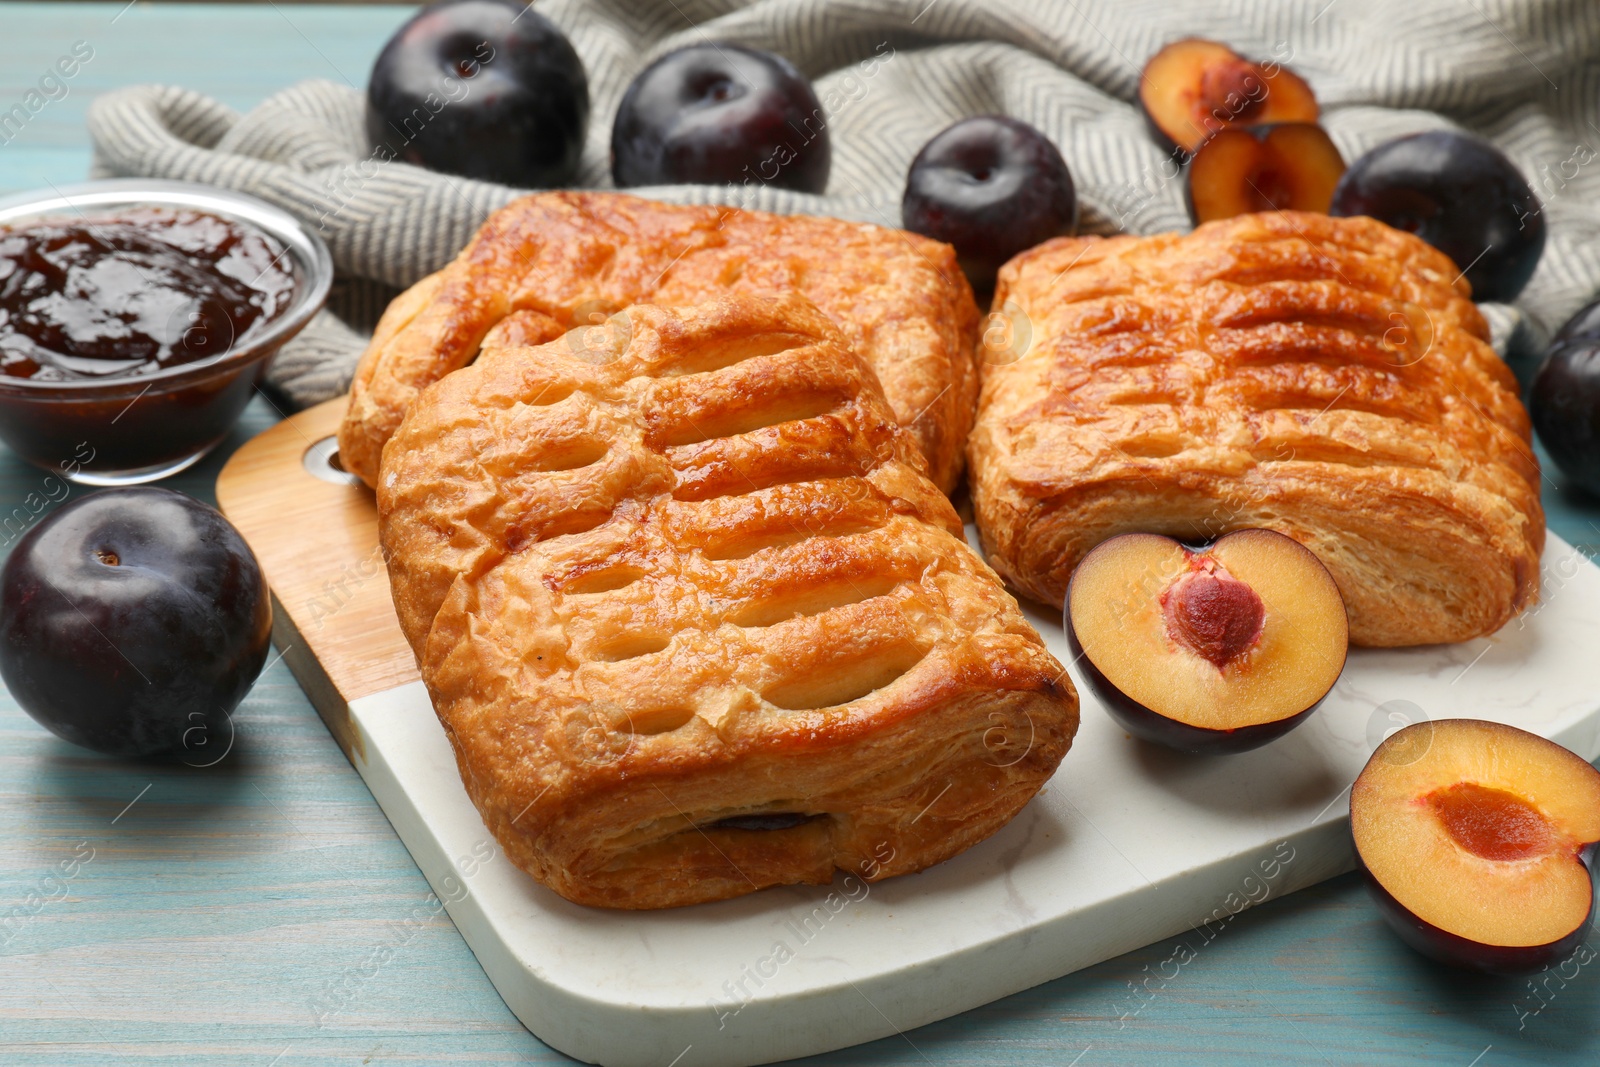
1330,130 -> 1544,303
901,116 -> 1077,293
366,0 -> 588,188
0,488 -> 271,759
1552,295 -> 1600,345
611,43 -> 828,192
1529,339 -> 1600,496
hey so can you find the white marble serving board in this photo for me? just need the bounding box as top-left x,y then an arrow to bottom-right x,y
340,530 -> 1600,1067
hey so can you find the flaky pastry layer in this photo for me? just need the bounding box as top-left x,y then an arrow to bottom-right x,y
379,293 -> 1076,909
340,191 -> 980,493
968,212 -> 1544,647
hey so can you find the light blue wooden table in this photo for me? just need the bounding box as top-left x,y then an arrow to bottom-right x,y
1,5 -> 1598,1065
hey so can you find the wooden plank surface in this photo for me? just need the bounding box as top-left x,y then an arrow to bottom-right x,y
2,4 -> 1599,1067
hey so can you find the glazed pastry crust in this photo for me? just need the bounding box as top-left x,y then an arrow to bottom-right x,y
968,211 -> 1543,647
379,293 -> 1077,909
341,191 -> 980,493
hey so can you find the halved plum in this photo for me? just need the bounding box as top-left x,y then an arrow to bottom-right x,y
1186,123 -> 1346,225
1066,529 -> 1349,754
1352,719 -> 1600,974
1140,38 -> 1319,158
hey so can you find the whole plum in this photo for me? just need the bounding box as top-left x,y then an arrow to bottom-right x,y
611,43 -> 828,192
1530,339 -> 1600,497
0,488 -> 271,759
367,0 -> 588,188
1330,130 -> 1543,303
901,115 -> 1077,293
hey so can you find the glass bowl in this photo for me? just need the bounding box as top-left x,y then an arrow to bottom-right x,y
0,179 -> 332,485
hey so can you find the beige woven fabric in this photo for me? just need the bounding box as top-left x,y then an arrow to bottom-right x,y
85,0 -> 1600,407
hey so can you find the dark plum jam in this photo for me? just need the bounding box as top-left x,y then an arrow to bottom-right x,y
0,203 -> 311,482
0,208 -> 295,381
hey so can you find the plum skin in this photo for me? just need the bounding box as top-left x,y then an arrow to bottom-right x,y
0,487 -> 272,759
1534,301 -> 1600,499
1329,130 -> 1544,303
1529,339 -> 1600,496
1064,608 -> 1325,755
1553,296 -> 1600,345
611,42 -> 829,193
366,0 -> 589,188
1354,839 -> 1597,975
902,115 -> 1077,294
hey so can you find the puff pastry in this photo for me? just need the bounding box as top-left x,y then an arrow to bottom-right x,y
378,293 -> 1076,909
340,191 -> 979,493
968,211 -> 1544,647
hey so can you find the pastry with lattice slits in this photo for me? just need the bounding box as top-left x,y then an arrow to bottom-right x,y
339,190 -> 980,494
378,292 -> 1076,909
968,211 -> 1543,647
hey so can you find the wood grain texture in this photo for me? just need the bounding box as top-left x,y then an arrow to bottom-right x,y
1,4 -> 1600,1066
216,396 -> 417,758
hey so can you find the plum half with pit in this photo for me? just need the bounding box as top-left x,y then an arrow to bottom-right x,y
611,42 -> 828,193
1352,719 -> 1600,974
366,0 -> 589,188
1139,38 -> 1319,158
1185,122 -> 1345,225
901,115 -> 1077,293
0,487 -> 271,759
1066,529 -> 1348,754
1529,338 -> 1600,496
1330,130 -> 1544,303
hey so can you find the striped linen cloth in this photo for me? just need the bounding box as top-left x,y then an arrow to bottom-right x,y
86,0 -> 1600,409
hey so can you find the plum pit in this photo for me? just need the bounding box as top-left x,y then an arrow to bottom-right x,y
1427,782 -> 1553,862
1162,563 -> 1264,668
1244,168 -> 1294,212
1196,61 -> 1266,125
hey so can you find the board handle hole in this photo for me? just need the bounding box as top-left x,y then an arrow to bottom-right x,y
303,436 -> 362,485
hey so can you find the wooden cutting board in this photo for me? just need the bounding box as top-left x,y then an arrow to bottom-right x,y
216,396 -> 1600,1067
216,397 -> 414,762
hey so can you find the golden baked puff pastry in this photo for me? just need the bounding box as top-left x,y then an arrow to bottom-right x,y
378,292 -> 1077,909
968,211 -> 1544,648
340,191 -> 979,494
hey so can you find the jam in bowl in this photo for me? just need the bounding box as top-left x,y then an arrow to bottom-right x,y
0,180 -> 331,484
